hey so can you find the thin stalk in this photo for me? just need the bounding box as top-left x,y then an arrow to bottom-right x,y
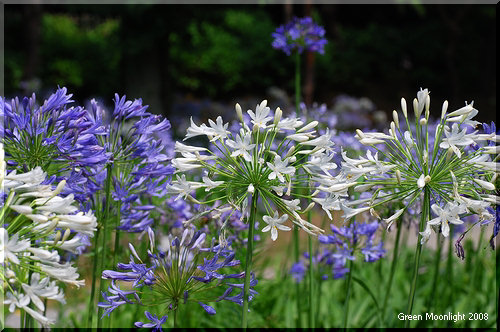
294,226 -> 302,327
295,51 -> 301,117
241,191 -> 259,328
405,188 -> 430,328
343,259 -> 354,329
86,225 -> 101,327
173,302 -> 178,328
446,225 -> 455,312
426,234 -> 442,313
293,49 -> 303,327
382,222 -> 403,323
20,309 -> 25,329
97,164 -> 113,328
308,235 -> 314,328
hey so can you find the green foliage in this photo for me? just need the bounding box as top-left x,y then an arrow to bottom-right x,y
40,14 -> 120,98
169,9 -> 288,97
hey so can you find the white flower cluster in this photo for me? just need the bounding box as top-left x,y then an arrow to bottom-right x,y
169,100 -> 349,241
1,143 -> 97,327
337,89 -> 499,244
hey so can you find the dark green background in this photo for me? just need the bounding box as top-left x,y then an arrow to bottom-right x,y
4,4 -> 496,123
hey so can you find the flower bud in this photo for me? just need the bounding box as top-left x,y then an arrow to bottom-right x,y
61,228 -> 71,244
52,180 -> 66,197
274,107 -> 282,126
235,103 -> 243,123
473,178 -> 495,191
247,184 -> 255,194
392,110 -> 400,129
396,169 -> 401,185
356,129 -> 365,139
413,98 -> 420,118
53,230 -> 62,246
401,97 -> 408,118
425,94 -> 430,119
419,118 -> 427,126
297,121 -> 318,133
302,202 -> 315,213
441,100 -> 448,119
285,146 -> 295,158
390,122 -> 397,138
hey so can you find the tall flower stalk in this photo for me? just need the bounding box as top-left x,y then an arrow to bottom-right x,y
272,16 -> 328,327
337,88 -> 499,324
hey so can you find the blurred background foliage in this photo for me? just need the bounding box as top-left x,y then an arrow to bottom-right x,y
3,4 -> 496,122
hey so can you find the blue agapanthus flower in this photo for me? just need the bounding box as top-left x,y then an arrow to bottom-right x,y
135,311 -> 168,332
1,87 -> 109,202
272,16 -> 328,55
99,227 -> 258,325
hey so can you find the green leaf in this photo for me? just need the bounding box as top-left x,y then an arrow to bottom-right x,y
352,275 -> 383,326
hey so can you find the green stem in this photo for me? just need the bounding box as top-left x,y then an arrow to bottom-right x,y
308,235 -> 314,328
295,51 -> 301,117
382,222 -> 403,323
405,188 -> 430,328
294,225 -> 302,327
343,259 -> 354,329
426,234 -> 442,313
87,225 -> 101,327
443,227 -> 454,314
241,191 -> 259,329
97,164 -> 113,328
174,304 -> 178,328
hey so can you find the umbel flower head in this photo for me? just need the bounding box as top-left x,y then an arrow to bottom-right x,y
338,88 -> 499,246
272,16 -> 328,55
99,227 -> 257,326
169,100 -> 347,241
0,87 -> 109,203
1,144 -> 97,327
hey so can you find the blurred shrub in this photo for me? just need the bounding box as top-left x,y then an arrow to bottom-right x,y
169,9 -> 289,97
40,14 -> 121,98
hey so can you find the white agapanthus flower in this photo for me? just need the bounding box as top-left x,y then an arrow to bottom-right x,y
1,142 -> 97,327
169,100 -> 347,241
337,88 -> 499,247
262,211 -> 291,241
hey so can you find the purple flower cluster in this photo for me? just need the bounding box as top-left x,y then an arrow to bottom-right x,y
99,228 -> 257,325
87,94 -> 175,233
320,222 -> 385,275
272,16 -> 328,55
1,87 -> 109,202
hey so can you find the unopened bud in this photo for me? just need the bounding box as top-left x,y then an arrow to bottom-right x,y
420,118 -> 427,126
390,122 -> 397,138
53,230 -> 62,246
61,228 -> 71,244
52,180 -> 66,197
441,100 -> 448,119
356,129 -> 365,139
392,110 -> 399,129
413,98 -> 420,118
298,121 -> 318,133
274,107 -> 282,126
424,175 -> 431,184
396,170 -> 402,185
302,202 -> 316,214
425,95 -> 430,119
235,103 -> 243,122
285,146 -> 295,158
401,98 -> 408,118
